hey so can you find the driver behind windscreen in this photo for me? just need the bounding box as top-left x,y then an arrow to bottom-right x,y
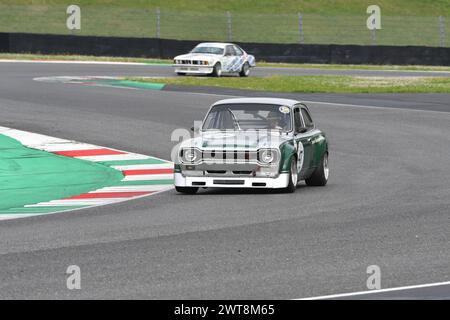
266,110 -> 287,130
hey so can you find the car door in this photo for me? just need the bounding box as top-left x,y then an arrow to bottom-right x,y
293,106 -> 311,176
300,106 -> 321,173
221,45 -> 236,72
232,45 -> 246,71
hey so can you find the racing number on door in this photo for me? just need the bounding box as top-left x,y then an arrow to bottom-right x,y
293,107 -> 306,174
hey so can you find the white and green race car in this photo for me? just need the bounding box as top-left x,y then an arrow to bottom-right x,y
174,98 -> 329,194
173,42 -> 256,77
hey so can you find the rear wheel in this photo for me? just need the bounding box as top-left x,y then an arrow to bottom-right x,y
239,62 -> 250,77
305,152 -> 329,186
283,157 -> 298,193
175,186 -> 199,194
211,63 -> 222,77
176,72 -> 186,76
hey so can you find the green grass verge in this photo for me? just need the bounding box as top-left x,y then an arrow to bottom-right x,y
0,0 -> 449,46
126,75 -> 450,94
259,62 -> 450,72
3,53 -> 450,72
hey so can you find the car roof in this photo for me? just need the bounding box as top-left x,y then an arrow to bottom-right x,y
196,42 -> 234,49
212,97 -> 301,107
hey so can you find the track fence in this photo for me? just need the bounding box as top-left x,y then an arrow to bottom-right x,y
0,4 -> 448,47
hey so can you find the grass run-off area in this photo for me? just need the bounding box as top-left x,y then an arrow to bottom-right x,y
2,53 -> 450,73
0,0 -> 449,46
126,76 -> 450,94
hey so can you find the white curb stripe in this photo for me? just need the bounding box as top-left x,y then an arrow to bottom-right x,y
299,281 -> 450,300
112,163 -> 174,170
38,143 -> 101,152
0,126 -> 174,220
75,154 -> 151,162
0,128 -> 67,146
26,199 -> 126,207
123,174 -> 174,181
0,59 -> 150,66
92,185 -> 173,192
0,214 -> 40,221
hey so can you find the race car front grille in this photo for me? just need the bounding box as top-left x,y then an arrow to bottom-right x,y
179,60 -> 204,65
213,179 -> 245,185
204,169 -> 254,176
232,171 -> 253,175
202,150 -> 257,163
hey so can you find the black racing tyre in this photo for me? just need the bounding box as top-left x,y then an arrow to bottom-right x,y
283,156 -> 298,193
211,63 -> 222,77
175,186 -> 199,194
176,72 -> 186,76
305,152 -> 329,186
239,62 -> 250,77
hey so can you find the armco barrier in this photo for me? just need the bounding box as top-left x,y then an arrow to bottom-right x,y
0,33 -> 9,53
1,32 -> 450,66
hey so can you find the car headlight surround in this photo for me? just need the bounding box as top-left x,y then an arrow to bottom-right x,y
180,148 -> 202,164
258,148 -> 279,165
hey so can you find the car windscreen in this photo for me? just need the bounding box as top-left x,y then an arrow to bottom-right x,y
191,46 -> 224,55
202,104 -> 292,131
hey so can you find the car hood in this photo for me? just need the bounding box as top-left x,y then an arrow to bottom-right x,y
174,53 -> 220,61
180,131 -> 291,151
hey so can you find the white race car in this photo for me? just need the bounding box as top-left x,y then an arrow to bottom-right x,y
173,42 -> 256,77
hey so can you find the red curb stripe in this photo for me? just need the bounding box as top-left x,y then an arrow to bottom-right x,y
122,168 -> 174,176
65,191 -> 152,200
53,148 -> 126,157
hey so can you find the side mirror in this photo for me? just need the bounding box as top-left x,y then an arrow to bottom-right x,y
296,127 -> 308,134
191,126 -> 201,134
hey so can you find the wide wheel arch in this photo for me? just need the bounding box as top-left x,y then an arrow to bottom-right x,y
278,142 -> 297,174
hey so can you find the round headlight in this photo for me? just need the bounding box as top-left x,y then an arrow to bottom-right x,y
184,148 -> 198,162
260,149 -> 274,163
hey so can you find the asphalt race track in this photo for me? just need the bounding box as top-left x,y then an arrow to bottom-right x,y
0,61 -> 449,299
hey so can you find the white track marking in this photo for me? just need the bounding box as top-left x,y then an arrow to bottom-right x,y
299,281 -> 450,300
38,142 -> 101,152
0,126 -> 174,220
112,163 -> 174,170
25,199 -> 126,206
163,91 -> 450,116
301,99 -> 450,116
4,59 -> 449,75
75,154 -> 151,162
123,174 -> 174,181
0,187 -> 173,222
0,59 -> 151,66
93,185 -> 173,192
0,214 -> 39,221
0,127 -> 68,146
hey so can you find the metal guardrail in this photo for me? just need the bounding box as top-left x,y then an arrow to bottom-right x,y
0,4 -> 448,47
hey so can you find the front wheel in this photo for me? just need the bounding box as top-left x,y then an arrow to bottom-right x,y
175,186 -> 199,194
283,157 -> 298,193
239,62 -> 250,77
211,63 -> 222,77
176,72 -> 186,76
305,152 -> 329,186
